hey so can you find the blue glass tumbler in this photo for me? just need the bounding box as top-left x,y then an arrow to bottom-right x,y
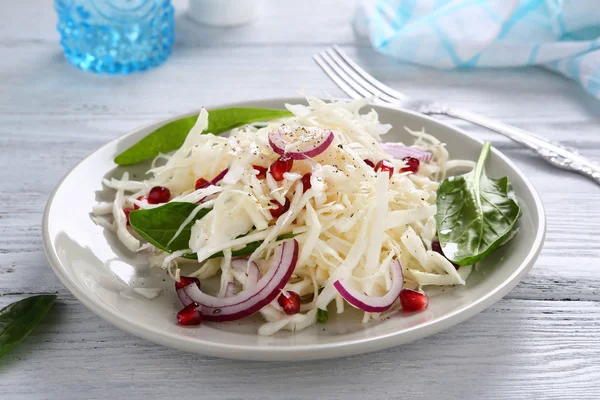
55,0 -> 175,74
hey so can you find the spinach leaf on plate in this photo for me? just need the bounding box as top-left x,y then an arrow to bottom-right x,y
199,232 -> 299,260
129,202 -> 211,253
316,288 -> 328,323
114,108 -> 293,165
435,142 -> 521,266
129,202 -> 299,260
0,295 -> 56,358
316,308 -> 329,324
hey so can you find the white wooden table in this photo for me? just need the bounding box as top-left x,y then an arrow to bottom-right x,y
1,1 -> 600,398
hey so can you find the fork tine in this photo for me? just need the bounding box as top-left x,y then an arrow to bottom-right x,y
319,51 -> 376,99
332,45 -> 407,101
313,53 -> 362,100
317,51 -> 389,107
325,48 -> 399,104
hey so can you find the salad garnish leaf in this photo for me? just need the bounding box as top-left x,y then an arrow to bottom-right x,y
129,202 -> 211,253
316,288 -> 328,323
0,295 -> 56,358
316,308 -> 328,324
114,108 -> 293,165
129,202 -> 298,259
199,232 -> 299,260
435,142 -> 521,266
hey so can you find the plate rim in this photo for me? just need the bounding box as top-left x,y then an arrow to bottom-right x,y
43,97 -> 547,361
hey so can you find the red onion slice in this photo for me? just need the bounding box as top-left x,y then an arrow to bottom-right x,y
177,290 -> 194,307
268,126 -> 334,160
333,259 -> 403,313
380,142 -> 432,162
211,168 -> 229,185
176,276 -> 201,307
183,239 -> 298,322
177,260 -> 259,304
196,168 -> 229,204
225,282 -> 237,297
231,258 -> 259,288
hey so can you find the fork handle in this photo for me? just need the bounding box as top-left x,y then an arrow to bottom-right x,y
434,107 -> 600,185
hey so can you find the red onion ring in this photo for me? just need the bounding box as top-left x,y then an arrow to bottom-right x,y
196,168 -> 229,204
268,126 -> 334,160
176,277 -> 200,307
380,142 -> 432,162
177,260 -> 260,304
177,290 -> 194,307
225,282 -> 237,297
211,168 -> 229,185
183,239 -> 299,322
231,258 -> 259,288
333,259 -> 403,313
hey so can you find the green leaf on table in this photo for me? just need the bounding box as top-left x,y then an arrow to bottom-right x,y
0,295 -> 56,358
114,107 -> 293,165
129,202 -> 211,253
435,142 -> 521,266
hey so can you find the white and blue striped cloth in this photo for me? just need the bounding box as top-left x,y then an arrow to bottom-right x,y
355,0 -> 600,98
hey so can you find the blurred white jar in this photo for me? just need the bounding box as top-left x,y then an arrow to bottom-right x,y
188,0 -> 261,27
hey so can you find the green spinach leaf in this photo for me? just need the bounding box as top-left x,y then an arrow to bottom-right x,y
316,288 -> 328,323
130,203 -> 298,260
114,108 -> 293,165
197,232 -> 299,260
435,142 -> 521,266
0,295 -> 56,358
129,202 -> 211,253
316,308 -> 329,324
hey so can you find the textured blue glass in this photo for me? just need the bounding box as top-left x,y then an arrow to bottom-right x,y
55,0 -> 175,74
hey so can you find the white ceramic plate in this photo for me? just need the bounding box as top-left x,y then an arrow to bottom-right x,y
43,98 -> 546,361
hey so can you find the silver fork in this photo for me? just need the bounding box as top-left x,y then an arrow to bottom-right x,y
314,45 -> 600,186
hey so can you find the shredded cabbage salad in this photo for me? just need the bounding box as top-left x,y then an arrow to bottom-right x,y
92,94 -> 477,335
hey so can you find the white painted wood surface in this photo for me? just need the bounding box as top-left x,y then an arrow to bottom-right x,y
1,1 -> 600,398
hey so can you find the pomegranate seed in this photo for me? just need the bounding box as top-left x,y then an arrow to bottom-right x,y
269,155 -> 293,181
301,173 -> 312,193
400,157 -> 420,174
195,178 -> 211,190
278,291 -> 301,315
431,240 -> 459,269
123,208 -> 133,226
399,289 -> 429,313
148,186 -> 171,204
134,196 -> 146,210
363,159 -> 375,168
375,159 -> 394,178
270,198 -> 290,218
176,302 -> 203,326
252,165 -> 268,179
175,276 -> 201,290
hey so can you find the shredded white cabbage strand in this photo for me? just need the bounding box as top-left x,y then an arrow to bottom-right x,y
93,94 -> 473,335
